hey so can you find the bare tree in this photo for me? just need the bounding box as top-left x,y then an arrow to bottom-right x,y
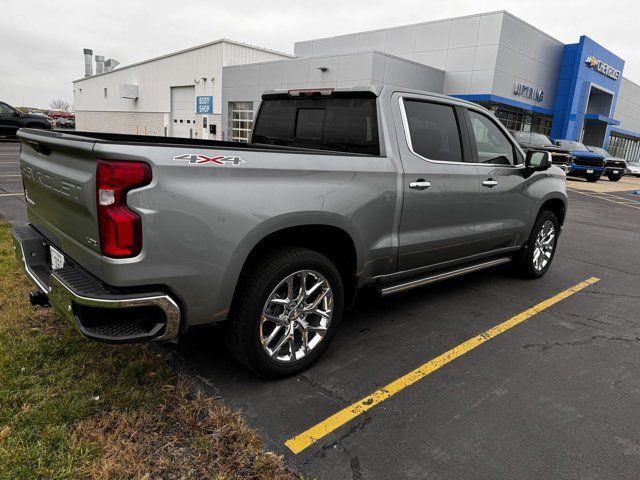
50,99 -> 70,111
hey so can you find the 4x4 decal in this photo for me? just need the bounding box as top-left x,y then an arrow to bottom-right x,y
173,154 -> 244,166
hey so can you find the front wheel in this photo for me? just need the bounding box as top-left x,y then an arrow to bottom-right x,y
607,174 -> 622,182
225,247 -> 344,377
586,174 -> 601,182
512,210 -> 559,279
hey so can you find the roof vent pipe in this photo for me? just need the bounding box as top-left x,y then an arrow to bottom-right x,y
104,59 -> 120,72
83,48 -> 93,77
95,55 -> 105,75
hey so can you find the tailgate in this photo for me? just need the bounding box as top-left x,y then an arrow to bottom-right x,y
18,129 -> 102,275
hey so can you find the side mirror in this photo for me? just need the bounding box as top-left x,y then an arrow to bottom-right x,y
12,110 -> 20,117
526,150 -> 552,171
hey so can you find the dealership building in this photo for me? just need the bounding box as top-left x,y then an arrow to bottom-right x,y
74,11 -> 640,161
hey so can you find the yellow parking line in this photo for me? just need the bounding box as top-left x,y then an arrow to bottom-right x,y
285,277 -> 600,454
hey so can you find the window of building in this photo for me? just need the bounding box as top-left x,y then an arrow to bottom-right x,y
468,110 -> 516,165
609,132 -> 640,162
229,101 -> 254,142
104,88 -> 108,98
477,102 -> 553,136
403,100 -> 462,162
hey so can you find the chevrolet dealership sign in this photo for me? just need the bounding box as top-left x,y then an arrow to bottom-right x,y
585,55 -> 621,80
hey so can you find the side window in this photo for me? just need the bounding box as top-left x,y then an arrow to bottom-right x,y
468,110 -> 516,165
0,103 -> 13,115
403,99 -> 463,162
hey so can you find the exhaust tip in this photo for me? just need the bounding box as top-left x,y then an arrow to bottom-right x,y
29,290 -> 50,307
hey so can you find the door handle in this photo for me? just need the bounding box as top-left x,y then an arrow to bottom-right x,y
409,179 -> 431,190
482,179 -> 498,188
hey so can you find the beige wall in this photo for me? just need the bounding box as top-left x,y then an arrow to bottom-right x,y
76,111 -> 225,139
75,111 -> 166,136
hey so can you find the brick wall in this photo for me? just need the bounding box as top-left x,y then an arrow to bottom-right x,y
75,111 -> 166,136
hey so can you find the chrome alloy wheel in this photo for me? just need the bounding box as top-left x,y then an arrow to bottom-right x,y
532,220 -> 556,271
260,270 -> 334,363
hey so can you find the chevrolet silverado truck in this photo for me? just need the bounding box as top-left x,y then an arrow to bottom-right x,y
509,131 -> 572,173
586,146 -> 627,182
554,139 -> 606,182
13,87 -> 567,377
0,101 -> 51,136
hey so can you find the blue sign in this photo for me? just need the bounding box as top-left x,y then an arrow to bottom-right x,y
196,96 -> 213,114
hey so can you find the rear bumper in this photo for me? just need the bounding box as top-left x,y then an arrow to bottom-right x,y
604,166 -> 625,175
12,225 -> 181,343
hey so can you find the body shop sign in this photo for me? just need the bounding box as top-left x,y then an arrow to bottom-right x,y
196,96 -> 213,114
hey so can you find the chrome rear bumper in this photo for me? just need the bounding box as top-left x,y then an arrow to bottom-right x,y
12,225 -> 181,343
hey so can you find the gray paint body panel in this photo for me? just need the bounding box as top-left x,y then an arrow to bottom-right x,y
16,86 -> 567,329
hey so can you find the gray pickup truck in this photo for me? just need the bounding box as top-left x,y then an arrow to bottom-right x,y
13,86 -> 567,377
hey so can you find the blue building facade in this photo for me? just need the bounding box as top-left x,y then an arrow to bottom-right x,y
550,36 -> 625,150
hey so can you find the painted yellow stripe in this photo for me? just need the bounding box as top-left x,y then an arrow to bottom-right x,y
285,277 -> 600,454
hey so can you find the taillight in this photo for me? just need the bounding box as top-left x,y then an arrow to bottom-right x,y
96,160 -> 152,258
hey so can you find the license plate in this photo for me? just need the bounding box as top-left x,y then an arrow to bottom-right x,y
587,169 -> 594,174
50,246 -> 65,270
613,170 -> 619,174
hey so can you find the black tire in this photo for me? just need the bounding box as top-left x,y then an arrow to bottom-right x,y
225,247 -> 344,377
512,210 -> 559,279
585,174 -> 601,182
607,174 -> 622,182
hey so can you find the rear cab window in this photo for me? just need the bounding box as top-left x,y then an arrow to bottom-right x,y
251,91 -> 380,155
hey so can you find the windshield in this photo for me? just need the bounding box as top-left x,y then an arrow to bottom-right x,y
512,131 -> 552,147
587,146 -> 609,156
556,140 -> 589,151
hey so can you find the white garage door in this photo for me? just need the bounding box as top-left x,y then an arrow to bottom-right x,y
170,86 -> 196,138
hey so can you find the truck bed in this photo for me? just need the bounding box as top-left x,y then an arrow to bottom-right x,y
27,129 -> 373,156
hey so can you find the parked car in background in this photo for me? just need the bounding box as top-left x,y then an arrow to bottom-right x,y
626,160 -> 640,177
0,101 -> 51,136
554,139 -> 605,182
13,87 -> 567,377
586,146 -> 626,182
55,116 -> 75,129
509,131 -> 571,173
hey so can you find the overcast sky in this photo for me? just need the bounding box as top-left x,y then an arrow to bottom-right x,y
1,0 -> 638,109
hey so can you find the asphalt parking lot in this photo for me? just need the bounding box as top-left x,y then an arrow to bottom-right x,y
2,141 -> 640,479
0,141 -> 25,224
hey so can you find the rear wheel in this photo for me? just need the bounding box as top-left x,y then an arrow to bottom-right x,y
225,247 -> 344,377
607,174 -> 622,182
512,210 -> 559,279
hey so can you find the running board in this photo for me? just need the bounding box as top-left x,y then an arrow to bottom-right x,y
378,257 -> 512,297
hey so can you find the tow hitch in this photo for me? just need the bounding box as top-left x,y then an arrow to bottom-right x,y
29,290 -> 50,307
